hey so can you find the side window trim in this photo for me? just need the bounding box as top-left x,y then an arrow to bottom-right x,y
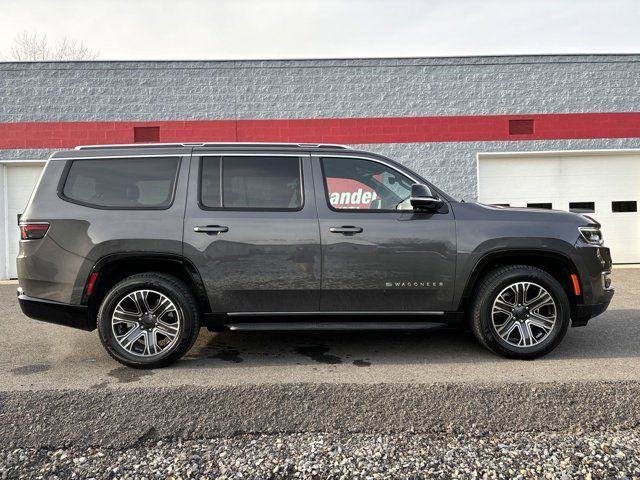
57,155 -> 182,211
197,154 -> 305,212
197,155 -> 223,208
319,155 -> 420,213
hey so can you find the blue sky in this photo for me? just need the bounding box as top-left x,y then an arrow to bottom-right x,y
1,0 -> 639,60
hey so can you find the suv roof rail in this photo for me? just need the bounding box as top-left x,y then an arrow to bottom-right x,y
74,142 -> 352,151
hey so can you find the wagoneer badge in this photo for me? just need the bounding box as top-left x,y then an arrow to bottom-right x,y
385,281 -> 444,288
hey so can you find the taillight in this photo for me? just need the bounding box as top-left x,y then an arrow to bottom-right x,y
19,222 -> 49,240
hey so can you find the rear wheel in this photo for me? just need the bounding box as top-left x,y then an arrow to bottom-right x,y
97,273 -> 200,368
469,265 -> 570,359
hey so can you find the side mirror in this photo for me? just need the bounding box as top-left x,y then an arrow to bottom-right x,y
410,184 -> 444,211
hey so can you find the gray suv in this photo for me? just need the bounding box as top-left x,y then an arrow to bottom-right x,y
17,143 -> 614,368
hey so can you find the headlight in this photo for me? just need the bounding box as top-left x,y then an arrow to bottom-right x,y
579,226 -> 603,245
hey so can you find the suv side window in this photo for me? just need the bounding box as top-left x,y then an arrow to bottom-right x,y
200,156 -> 303,210
321,157 -> 415,211
61,157 -> 180,209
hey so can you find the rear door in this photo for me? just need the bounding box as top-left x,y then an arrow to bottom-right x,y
312,154 -> 457,312
183,150 -> 321,313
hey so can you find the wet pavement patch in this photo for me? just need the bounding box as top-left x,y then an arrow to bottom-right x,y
107,367 -> 154,383
294,345 -> 342,365
352,359 -> 371,367
209,348 -> 244,363
11,364 -> 50,375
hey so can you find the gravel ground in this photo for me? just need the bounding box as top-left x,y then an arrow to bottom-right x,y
2,429 -> 640,479
2,382 -> 640,479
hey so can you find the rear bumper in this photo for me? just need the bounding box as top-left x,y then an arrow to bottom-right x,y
17,288 -> 93,331
572,288 -> 615,327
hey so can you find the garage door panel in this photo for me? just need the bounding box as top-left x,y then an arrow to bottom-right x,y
480,158 -> 562,178
599,214 -> 640,263
4,165 -> 44,278
479,153 -> 640,264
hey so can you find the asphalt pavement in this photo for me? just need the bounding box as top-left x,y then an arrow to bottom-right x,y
1,268 -> 639,457
1,268 -> 638,391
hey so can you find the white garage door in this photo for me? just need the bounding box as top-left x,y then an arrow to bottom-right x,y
478,151 -> 640,264
3,163 -> 45,278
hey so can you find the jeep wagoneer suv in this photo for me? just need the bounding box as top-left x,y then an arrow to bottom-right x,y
17,143 -> 614,368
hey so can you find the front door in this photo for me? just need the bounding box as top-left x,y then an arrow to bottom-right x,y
183,152 -> 321,313
312,155 -> 456,312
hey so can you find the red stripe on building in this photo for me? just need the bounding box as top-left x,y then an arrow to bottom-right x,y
2,113 -> 640,149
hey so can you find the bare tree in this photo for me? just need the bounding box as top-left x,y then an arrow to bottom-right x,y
9,32 -> 49,61
7,32 -> 99,61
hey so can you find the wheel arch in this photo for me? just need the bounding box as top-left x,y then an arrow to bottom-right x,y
458,249 -> 582,320
83,253 -> 210,330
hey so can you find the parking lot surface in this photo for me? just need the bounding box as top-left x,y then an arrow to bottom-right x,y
2,268 -> 640,480
1,269 -> 639,391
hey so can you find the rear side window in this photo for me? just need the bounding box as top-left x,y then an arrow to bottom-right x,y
62,157 -> 180,209
200,156 -> 302,210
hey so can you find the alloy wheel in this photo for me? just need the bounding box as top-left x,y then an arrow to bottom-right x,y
111,289 -> 182,357
491,281 -> 557,348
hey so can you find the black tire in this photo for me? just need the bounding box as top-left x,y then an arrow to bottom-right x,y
469,265 -> 570,359
97,273 -> 200,369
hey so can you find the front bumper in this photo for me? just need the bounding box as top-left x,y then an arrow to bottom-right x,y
569,243 -> 615,327
17,288 -> 93,331
572,287 -> 615,327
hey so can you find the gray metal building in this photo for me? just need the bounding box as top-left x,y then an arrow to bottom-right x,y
1,54 -> 639,277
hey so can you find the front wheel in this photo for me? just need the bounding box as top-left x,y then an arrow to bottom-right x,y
97,273 -> 200,368
469,265 -> 570,359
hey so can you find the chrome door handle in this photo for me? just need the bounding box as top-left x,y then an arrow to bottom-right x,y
329,226 -> 363,234
194,225 -> 229,234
